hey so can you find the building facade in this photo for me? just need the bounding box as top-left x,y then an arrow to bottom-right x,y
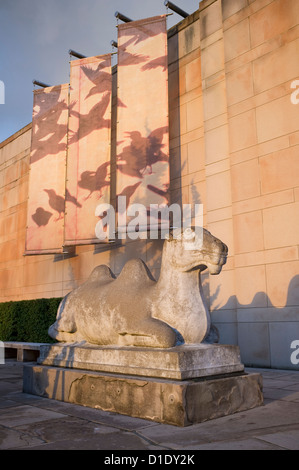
0,0 -> 299,369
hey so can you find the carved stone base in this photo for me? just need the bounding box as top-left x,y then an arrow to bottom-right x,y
23,343 -> 263,426
23,364 -> 263,427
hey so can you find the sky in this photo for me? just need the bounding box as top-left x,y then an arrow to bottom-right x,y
0,0 -> 201,144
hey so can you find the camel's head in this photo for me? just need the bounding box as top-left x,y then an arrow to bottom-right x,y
164,227 -> 228,275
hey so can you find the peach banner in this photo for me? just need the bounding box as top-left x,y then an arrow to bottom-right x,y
116,16 -> 170,232
25,84 -> 69,254
64,54 -> 112,245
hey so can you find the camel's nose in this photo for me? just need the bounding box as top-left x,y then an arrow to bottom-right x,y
222,242 -> 228,255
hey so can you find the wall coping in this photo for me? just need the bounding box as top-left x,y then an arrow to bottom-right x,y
0,122 -> 32,150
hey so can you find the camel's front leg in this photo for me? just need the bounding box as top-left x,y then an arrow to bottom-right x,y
117,318 -> 177,348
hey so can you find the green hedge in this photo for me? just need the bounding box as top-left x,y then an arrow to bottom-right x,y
0,298 -> 62,343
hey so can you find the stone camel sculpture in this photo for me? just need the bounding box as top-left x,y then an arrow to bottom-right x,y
48,227 -> 228,348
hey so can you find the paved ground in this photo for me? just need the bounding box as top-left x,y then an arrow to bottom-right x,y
1,360 -> 299,450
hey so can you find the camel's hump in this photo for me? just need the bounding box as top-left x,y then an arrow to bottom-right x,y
88,265 -> 116,283
116,258 -> 156,285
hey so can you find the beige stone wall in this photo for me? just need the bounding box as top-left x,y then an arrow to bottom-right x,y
0,125 -> 32,299
204,0 -> 299,368
0,0 -> 298,368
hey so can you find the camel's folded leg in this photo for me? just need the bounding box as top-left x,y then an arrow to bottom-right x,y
118,318 -> 177,348
48,323 -> 84,343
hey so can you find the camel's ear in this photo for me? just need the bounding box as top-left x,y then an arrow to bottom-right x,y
164,231 -> 172,241
173,227 -> 182,240
164,228 -> 182,241
164,227 -> 177,241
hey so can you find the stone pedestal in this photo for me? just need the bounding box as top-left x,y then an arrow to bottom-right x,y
37,342 -> 245,379
23,343 -> 263,427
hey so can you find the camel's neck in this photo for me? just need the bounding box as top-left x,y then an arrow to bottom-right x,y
152,249 -> 210,344
157,255 -> 200,292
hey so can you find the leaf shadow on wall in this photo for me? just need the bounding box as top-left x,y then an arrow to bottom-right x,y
68,92 -> 111,146
31,86 -> 68,164
116,127 -> 169,179
94,30 -> 186,279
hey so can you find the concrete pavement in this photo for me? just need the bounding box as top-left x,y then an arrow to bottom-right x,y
1,359 -> 299,450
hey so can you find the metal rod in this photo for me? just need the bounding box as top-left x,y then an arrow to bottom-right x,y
164,1 -> 189,18
32,80 -> 51,88
114,11 -> 133,23
68,49 -> 87,59
110,40 -> 118,48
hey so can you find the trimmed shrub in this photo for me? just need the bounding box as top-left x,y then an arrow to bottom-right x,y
0,298 -> 62,343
